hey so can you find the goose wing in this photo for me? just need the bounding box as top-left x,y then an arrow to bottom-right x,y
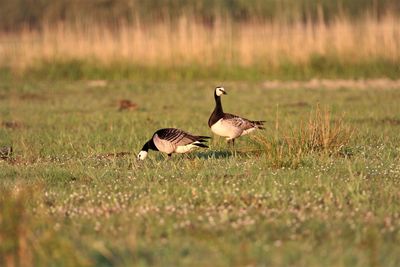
155,128 -> 207,147
222,113 -> 264,131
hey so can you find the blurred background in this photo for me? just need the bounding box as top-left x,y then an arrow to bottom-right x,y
0,0 -> 399,80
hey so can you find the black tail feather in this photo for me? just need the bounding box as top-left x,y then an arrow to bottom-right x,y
252,120 -> 265,129
194,143 -> 209,148
197,135 -> 211,139
252,120 -> 265,125
196,135 -> 211,143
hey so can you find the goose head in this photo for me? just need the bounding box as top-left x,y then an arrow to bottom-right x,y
137,150 -> 148,160
215,86 -> 227,97
137,141 -> 150,160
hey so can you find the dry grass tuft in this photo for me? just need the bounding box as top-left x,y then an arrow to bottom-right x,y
300,107 -> 353,154
252,107 -> 353,168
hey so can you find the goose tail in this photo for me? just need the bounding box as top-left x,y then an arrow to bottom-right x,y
197,135 -> 211,139
194,142 -> 209,148
252,120 -> 265,129
196,135 -> 211,142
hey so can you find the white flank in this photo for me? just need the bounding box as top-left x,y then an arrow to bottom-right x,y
211,119 -> 241,139
241,127 -> 256,136
175,144 -> 198,154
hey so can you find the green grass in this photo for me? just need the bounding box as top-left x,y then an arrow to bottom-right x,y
3,57 -> 400,82
1,80 -> 400,266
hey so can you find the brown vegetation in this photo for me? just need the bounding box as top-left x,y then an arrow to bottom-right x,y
252,107 -> 353,168
0,13 -> 399,71
118,100 -> 138,111
262,79 -> 400,90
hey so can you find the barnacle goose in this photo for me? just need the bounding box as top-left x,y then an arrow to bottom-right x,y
208,86 -> 265,146
137,128 -> 210,160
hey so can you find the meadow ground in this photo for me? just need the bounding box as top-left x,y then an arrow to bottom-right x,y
1,80 -> 400,266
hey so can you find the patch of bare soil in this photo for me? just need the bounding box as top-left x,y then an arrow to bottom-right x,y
87,80 -> 107,87
19,93 -> 47,101
96,152 -> 132,160
344,96 -> 362,102
2,121 -> 23,129
262,79 -> 400,90
381,118 -> 400,126
1,156 -> 39,166
283,101 -> 310,108
118,100 -> 138,111
353,117 -> 400,126
162,104 -> 176,110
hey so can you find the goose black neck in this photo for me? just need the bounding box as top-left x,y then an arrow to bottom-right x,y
208,93 -> 225,127
214,94 -> 224,114
142,139 -> 158,151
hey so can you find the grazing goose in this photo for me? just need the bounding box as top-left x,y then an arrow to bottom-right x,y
137,128 -> 210,160
208,86 -> 265,146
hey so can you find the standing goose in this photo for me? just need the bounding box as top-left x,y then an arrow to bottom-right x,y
208,86 -> 265,146
137,128 -> 210,160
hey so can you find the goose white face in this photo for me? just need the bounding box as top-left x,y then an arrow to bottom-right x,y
215,87 -> 227,96
137,151 -> 148,160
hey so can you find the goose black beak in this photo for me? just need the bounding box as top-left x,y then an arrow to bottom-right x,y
223,91 -> 227,95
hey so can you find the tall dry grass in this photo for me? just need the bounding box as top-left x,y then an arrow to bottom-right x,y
0,13 -> 399,71
251,107 -> 353,168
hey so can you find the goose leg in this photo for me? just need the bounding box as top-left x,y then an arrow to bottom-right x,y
227,139 -> 235,147
228,139 -> 235,148
227,139 -> 236,156
227,139 -> 232,147
232,139 -> 237,157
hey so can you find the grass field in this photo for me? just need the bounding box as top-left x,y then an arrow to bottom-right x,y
1,80 -> 400,266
